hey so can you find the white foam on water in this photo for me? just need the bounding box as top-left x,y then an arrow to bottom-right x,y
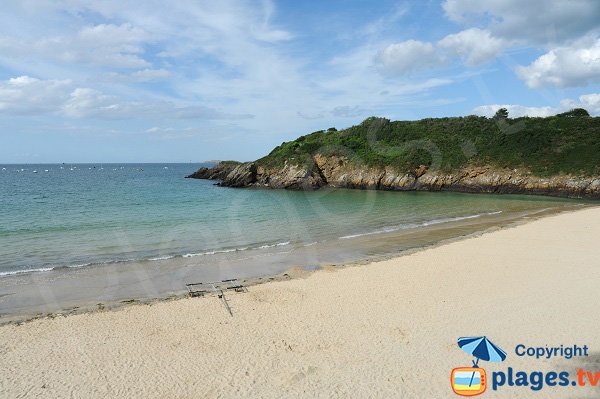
182,247 -> 248,258
148,255 -> 175,261
0,267 -> 53,277
339,211 -> 503,239
258,241 -> 290,249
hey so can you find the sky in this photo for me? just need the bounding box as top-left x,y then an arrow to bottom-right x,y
1,0 -> 599,163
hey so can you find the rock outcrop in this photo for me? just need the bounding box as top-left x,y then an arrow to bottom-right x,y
191,154 -> 600,199
185,161 -> 239,180
221,163 -> 258,187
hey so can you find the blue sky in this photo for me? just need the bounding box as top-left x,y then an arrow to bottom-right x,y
1,0 -> 599,163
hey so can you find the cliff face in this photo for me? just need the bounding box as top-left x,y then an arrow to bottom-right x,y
206,153 -> 600,199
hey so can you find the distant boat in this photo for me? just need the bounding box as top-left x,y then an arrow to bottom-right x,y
33,170 -> 38,173
44,170 -> 49,172
1,167 -> 6,171
164,166 -> 168,169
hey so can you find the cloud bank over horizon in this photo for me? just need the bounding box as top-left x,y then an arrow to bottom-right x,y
1,0 -> 599,162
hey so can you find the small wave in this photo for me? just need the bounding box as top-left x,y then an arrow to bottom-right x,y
0,241 -> 295,277
257,241 -> 290,249
159,241 -> 291,260
182,241 -> 290,258
339,227 -> 400,240
339,211 -> 503,240
0,267 -> 53,277
148,255 -> 176,261
182,247 -> 248,258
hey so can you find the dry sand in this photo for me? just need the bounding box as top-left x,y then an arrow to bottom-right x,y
1,207 -> 600,398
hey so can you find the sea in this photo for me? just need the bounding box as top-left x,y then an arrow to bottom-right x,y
0,163 -> 587,279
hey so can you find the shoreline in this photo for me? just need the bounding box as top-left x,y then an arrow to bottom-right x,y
1,202 -> 592,326
2,186 -> 584,280
2,205 -> 600,398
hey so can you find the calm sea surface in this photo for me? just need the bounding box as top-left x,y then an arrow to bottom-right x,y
0,163 -> 585,277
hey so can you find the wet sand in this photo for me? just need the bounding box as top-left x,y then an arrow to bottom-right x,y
1,206 -> 599,398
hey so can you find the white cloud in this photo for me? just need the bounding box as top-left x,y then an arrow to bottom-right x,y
3,0 -> 598,163
0,1 -> 478,139
251,28 -> 292,43
516,38 -> 600,88
442,0 -> 600,45
98,69 -> 171,83
0,23 -> 152,69
378,40 -> 445,74
578,93 -> 600,113
73,23 -> 150,68
377,29 -> 505,73
438,28 -> 505,65
371,1 -> 599,76
297,111 -> 324,120
62,88 -> 116,118
131,69 -> 171,80
62,88 -> 254,120
144,126 -> 243,141
561,93 -> 600,114
0,76 -> 72,115
0,76 -> 253,120
473,92 -> 600,117
397,78 -> 454,94
441,1 -> 600,88
357,4 -> 410,38
0,2 -> 293,76
472,104 -> 557,118
331,106 -> 367,118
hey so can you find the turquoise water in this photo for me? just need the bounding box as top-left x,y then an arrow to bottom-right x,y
0,163 -> 583,276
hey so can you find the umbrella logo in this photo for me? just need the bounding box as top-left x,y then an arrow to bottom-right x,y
451,336 -> 507,396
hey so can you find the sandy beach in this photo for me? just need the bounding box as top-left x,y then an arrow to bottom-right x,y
1,206 -> 600,398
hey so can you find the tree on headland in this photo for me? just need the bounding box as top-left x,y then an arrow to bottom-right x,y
493,108 -> 509,120
557,108 -> 590,118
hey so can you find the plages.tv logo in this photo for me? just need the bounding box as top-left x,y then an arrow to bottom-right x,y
451,336 -> 507,396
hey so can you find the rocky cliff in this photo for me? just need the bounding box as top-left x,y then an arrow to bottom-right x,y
194,154 -> 600,199
185,161 -> 240,180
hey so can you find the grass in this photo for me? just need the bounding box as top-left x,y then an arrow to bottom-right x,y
256,114 -> 600,176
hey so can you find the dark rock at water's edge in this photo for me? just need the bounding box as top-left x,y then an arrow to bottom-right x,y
185,161 -> 241,180
219,162 -> 258,187
190,154 -> 600,199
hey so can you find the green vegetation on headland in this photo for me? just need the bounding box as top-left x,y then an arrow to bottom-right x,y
258,108 -> 599,177
187,108 -> 600,198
